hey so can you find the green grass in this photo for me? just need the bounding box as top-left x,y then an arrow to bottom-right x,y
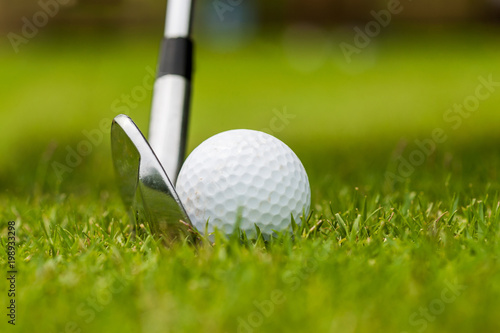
1,26 -> 500,332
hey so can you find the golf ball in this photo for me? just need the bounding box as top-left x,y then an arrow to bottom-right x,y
176,129 -> 310,237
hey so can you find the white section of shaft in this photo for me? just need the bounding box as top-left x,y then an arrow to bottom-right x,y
164,0 -> 193,38
149,76 -> 190,185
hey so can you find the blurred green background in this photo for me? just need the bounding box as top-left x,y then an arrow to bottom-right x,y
2,0 -> 500,28
1,0 -> 500,197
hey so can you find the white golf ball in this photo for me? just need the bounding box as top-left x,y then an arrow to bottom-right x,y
176,129 -> 310,237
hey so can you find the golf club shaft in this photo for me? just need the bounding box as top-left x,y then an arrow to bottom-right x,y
148,0 -> 194,185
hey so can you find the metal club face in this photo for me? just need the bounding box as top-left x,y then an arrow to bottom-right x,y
111,114 -> 193,241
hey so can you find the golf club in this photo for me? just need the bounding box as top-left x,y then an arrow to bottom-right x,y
111,0 -> 194,240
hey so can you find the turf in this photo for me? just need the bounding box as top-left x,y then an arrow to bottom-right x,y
1,26 -> 500,332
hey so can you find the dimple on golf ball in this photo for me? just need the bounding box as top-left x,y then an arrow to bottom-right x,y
175,129 -> 311,237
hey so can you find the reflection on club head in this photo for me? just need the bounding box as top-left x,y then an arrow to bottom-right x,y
111,114 -> 194,242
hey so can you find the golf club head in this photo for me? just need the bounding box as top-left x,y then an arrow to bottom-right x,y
111,114 -> 194,241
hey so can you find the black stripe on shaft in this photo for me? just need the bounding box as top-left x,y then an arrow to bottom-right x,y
157,37 -> 193,80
